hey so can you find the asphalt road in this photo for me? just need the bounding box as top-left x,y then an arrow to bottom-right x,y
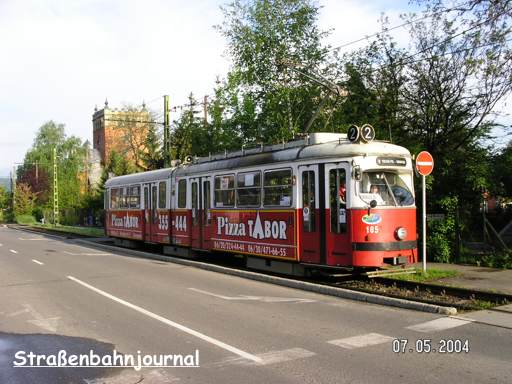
0,226 -> 511,384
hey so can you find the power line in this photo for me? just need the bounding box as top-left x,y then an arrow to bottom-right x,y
104,118 -> 165,125
353,7 -> 512,76
400,6 -> 510,64
330,1 -> 470,52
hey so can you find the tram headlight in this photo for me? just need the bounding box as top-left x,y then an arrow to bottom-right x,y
396,227 -> 407,240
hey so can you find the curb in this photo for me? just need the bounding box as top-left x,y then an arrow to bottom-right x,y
10,225 -> 457,315
71,239 -> 457,316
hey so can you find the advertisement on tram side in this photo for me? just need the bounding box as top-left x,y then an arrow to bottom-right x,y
210,210 -> 297,260
107,210 -> 144,240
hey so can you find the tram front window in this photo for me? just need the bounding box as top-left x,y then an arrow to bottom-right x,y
359,171 -> 414,207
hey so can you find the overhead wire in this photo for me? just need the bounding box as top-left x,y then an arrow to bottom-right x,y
329,0 -> 471,52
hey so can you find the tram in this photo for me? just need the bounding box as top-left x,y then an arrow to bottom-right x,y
104,128 -> 418,275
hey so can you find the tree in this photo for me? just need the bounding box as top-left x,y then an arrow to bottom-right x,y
170,93 -> 212,160
216,0 -> 335,144
113,105 -> 155,171
0,186 -> 10,222
494,141 -> 512,197
140,124 -> 164,170
14,183 -> 38,217
105,150 -> 135,177
19,121 -> 89,211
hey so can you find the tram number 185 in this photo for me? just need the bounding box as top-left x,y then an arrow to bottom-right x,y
366,225 -> 379,234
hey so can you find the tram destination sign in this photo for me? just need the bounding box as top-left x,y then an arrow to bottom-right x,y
376,157 -> 407,166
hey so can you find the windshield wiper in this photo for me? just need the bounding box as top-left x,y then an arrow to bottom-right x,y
383,174 -> 398,206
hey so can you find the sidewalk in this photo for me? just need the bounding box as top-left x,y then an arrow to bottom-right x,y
415,262 -> 512,295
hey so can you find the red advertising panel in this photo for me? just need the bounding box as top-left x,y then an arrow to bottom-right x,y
170,209 -> 191,246
211,210 -> 297,260
107,210 -> 144,240
151,209 -> 170,243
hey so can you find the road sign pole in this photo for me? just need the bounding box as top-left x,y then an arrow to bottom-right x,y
416,151 -> 434,274
422,174 -> 427,273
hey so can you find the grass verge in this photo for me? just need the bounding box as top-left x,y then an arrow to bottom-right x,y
387,268 -> 460,282
32,223 -> 104,237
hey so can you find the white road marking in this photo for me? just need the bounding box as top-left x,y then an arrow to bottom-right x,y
67,275 -> 262,363
18,237 -> 48,241
7,309 -> 30,317
255,348 -> 316,365
23,304 -> 59,332
209,348 -> 316,367
188,288 -> 315,303
85,369 -> 180,384
328,333 -> 394,349
64,251 -> 112,256
406,317 -> 472,333
0,243 -> 3,246
9,249 -> 18,254
31,259 -> 44,265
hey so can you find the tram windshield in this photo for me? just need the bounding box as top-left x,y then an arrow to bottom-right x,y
359,171 -> 414,207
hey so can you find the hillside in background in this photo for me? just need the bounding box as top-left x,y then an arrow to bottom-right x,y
0,178 -> 11,192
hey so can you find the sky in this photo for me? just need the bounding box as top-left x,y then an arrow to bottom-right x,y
0,0 -> 509,177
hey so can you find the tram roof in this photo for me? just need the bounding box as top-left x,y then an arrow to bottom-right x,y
105,167 -> 174,187
105,134 -> 411,187
175,139 -> 411,176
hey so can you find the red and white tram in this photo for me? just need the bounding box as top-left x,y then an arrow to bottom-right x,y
104,131 -> 418,275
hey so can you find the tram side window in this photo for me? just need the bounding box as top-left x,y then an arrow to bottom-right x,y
237,171 -> 261,207
329,169 -> 347,234
129,186 -> 141,209
214,175 -> 235,207
120,187 -> 128,209
177,179 -> 187,208
302,170 -> 316,232
158,182 -> 166,209
263,169 -> 292,207
144,186 -> 149,210
110,188 -> 119,209
104,190 -> 109,210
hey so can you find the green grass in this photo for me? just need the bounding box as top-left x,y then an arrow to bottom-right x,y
387,268 -> 460,282
470,300 -> 495,310
16,214 -> 37,225
33,223 -> 104,237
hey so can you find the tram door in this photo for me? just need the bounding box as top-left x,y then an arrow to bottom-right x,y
143,183 -> 152,241
324,163 -> 351,266
298,165 -> 322,264
190,178 -> 202,249
202,178 -> 212,250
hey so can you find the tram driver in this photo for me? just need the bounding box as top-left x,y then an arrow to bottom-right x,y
338,183 -> 346,204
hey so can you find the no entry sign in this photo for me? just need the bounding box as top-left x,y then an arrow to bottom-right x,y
416,151 -> 434,176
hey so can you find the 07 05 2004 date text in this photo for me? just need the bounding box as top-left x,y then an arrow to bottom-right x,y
392,338 -> 470,354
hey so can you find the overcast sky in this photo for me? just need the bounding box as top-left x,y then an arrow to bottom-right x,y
0,0 -> 508,177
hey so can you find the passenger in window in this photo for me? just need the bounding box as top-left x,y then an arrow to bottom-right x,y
370,185 -> 380,194
338,183 -> 346,204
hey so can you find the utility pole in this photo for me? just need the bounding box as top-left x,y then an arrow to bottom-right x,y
203,95 -> 208,127
53,147 -> 59,225
11,165 -> 16,214
163,95 -> 170,167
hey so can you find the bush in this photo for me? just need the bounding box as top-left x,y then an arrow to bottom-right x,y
427,196 -> 458,263
15,214 -> 37,225
32,206 -> 44,222
480,250 -> 512,269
